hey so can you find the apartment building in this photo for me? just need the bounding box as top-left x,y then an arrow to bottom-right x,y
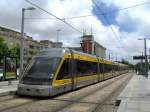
81,35 -> 106,58
0,26 -> 56,66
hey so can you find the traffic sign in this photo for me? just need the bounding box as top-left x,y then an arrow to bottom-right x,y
133,56 -> 145,60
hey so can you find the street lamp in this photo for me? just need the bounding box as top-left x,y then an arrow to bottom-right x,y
20,7 -> 35,79
26,7 -> 36,10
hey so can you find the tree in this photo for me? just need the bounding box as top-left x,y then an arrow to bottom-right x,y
8,44 -> 20,65
0,37 -> 20,66
121,58 -> 135,70
121,58 -> 129,65
9,44 -> 20,57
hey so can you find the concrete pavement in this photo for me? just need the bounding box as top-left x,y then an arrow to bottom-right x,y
0,80 -> 18,96
117,74 -> 150,112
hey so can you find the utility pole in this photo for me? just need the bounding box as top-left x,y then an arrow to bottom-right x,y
20,7 -> 35,80
144,38 -> 148,77
139,51 -> 144,74
20,8 -> 25,79
141,51 -> 144,63
138,38 -> 150,77
149,48 -> 150,70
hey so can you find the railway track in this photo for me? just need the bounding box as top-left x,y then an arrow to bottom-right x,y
92,73 -> 132,112
94,73 -> 132,112
0,73 -> 132,112
57,73 -> 132,112
0,95 -> 39,112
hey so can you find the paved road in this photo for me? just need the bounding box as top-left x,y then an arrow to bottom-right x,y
0,73 -> 132,112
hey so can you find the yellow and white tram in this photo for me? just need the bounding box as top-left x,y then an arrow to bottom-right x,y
18,48 -> 128,96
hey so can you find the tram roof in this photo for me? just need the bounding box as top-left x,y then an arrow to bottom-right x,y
37,48 -> 98,58
36,48 -> 68,57
36,48 -> 128,67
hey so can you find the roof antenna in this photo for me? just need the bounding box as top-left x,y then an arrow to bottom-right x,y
91,27 -> 93,35
83,28 -> 86,35
82,28 -> 85,36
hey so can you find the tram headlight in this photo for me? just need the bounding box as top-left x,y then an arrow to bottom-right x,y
49,74 -> 54,79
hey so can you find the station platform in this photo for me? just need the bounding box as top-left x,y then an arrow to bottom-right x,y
117,74 -> 150,112
0,80 -> 18,96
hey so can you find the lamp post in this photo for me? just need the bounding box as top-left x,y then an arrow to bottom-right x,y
138,38 -> 150,77
138,51 -> 144,74
20,7 -> 35,79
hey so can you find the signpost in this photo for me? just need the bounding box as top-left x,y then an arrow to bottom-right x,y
133,56 -> 145,60
133,55 -> 150,77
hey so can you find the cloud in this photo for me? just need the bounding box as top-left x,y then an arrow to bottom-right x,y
91,0 -> 150,63
0,0 -> 150,64
92,0 -> 119,26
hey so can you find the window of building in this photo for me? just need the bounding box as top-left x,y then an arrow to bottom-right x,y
29,45 -> 34,49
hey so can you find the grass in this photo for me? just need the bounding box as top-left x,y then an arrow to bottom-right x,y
5,72 -> 16,79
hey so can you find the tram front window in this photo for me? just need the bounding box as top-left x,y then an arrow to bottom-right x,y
22,57 -> 60,85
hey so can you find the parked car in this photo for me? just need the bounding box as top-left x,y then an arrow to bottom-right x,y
17,68 -> 19,79
0,68 -> 4,80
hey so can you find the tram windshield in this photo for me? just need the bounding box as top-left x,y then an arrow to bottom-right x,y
22,57 -> 61,85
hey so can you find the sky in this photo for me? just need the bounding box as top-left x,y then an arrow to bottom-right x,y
0,0 -> 150,63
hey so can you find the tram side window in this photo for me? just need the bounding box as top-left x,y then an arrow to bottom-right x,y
103,64 -> 106,73
118,66 -> 121,71
112,65 -> 115,71
110,65 -> 113,72
76,60 -> 97,76
103,64 -> 112,73
56,59 -> 70,80
76,61 -> 86,75
114,65 -> 118,71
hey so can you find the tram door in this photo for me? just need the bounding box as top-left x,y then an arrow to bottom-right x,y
68,59 -> 76,90
69,50 -> 76,90
98,63 -> 104,81
97,59 -> 100,82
